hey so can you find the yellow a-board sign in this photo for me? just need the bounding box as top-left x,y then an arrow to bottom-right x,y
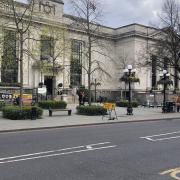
103,103 -> 116,110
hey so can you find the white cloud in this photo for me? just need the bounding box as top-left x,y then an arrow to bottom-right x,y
17,0 -> 166,28
64,0 -> 165,28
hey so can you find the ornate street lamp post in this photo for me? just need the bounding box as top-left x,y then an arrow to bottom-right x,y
158,70 -> 171,113
123,65 -> 137,115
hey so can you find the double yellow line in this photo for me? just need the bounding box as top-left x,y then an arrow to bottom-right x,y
160,167 -> 180,180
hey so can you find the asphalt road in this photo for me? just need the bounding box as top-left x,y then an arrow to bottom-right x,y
0,119 -> 180,180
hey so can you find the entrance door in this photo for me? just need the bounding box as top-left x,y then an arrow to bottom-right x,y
44,76 -> 53,95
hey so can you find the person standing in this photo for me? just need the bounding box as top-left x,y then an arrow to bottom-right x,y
99,96 -> 103,104
82,92 -> 85,105
78,92 -> 83,106
176,96 -> 180,112
16,96 -> 20,106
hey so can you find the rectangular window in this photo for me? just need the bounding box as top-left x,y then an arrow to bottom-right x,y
40,35 -> 54,60
163,57 -> 168,70
70,40 -> 83,87
1,29 -> 18,83
151,55 -> 157,89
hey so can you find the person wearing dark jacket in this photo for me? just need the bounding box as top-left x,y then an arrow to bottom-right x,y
78,92 -> 83,106
176,96 -> 180,112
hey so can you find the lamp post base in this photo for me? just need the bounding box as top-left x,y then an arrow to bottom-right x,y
162,101 -> 167,113
162,105 -> 167,113
127,106 -> 133,115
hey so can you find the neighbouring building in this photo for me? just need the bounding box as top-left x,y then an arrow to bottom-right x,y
0,0 -> 176,103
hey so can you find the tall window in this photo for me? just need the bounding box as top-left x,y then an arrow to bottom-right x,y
40,35 -> 54,60
151,55 -> 157,89
70,40 -> 83,87
163,57 -> 168,70
1,29 -> 18,83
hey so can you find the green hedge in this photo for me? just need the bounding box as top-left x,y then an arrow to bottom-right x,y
38,100 -> 67,109
77,105 -> 107,116
2,106 -> 43,120
116,100 -> 139,108
0,101 -> 5,110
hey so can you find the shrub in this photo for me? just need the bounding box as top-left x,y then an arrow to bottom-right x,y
2,106 -> 43,120
0,101 -> 5,110
120,74 -> 140,83
38,100 -> 67,109
77,105 -> 107,116
131,101 -> 139,107
116,100 -> 139,108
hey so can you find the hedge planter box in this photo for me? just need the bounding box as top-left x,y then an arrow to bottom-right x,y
38,101 -> 67,109
77,105 -> 107,116
2,106 -> 43,120
116,101 -> 139,108
0,101 -> 5,110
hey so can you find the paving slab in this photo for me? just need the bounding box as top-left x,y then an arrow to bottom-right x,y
0,104 -> 179,132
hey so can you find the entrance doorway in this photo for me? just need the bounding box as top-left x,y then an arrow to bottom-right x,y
44,76 -> 53,95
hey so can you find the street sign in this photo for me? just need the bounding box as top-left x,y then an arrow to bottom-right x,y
0,93 -> 13,99
38,87 -> 47,94
103,103 -> 116,110
102,103 -> 118,120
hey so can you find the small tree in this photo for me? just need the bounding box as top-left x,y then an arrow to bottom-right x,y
142,0 -> 180,91
36,26 -> 69,100
0,0 -> 36,108
70,0 -> 112,105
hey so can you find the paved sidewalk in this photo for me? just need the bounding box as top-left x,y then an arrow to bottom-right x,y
0,104 -> 180,132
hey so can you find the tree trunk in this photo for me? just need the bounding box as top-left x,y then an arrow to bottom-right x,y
88,72 -> 91,105
88,36 -> 92,106
174,58 -> 179,90
19,32 -> 24,109
52,60 -> 55,100
87,4 -> 92,106
52,76 -> 56,100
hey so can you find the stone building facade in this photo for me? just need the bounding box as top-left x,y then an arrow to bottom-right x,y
0,0 -> 174,103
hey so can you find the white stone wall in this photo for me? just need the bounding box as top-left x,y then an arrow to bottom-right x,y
0,0 -> 159,95
134,37 -> 150,91
34,0 -> 64,23
115,37 -> 136,90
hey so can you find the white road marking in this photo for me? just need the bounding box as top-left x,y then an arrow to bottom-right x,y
0,145 -> 117,164
86,145 -> 93,149
142,131 -> 180,138
0,142 -> 110,161
0,146 -> 84,161
140,131 -> 180,142
153,136 -> 180,141
87,142 -> 110,146
0,142 -> 117,164
140,137 -> 156,142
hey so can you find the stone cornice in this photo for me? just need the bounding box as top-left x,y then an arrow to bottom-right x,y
0,9 -> 157,42
50,0 -> 64,4
0,0 -> 158,43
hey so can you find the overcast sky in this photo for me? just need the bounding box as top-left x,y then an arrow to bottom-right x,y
64,0 -> 165,28
18,0 -> 165,28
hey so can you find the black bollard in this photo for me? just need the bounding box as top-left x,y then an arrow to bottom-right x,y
31,107 -> 37,120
